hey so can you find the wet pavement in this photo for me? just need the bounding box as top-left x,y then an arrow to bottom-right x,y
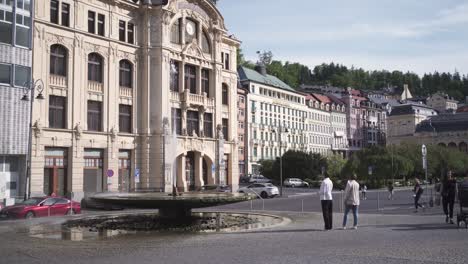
0,209 -> 467,264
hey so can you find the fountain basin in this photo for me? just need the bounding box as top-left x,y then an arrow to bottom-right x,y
90,192 -> 254,218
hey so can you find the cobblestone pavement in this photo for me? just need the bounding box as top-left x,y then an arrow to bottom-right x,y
0,210 -> 467,264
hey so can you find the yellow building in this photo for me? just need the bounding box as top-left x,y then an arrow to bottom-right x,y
30,0 -> 240,201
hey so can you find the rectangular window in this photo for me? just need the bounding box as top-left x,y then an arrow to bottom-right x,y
187,110 -> 199,137
0,9 -> 13,44
119,104 -> 132,133
97,14 -> 105,36
15,14 -> 30,47
87,11 -> 95,33
171,108 -> 182,135
87,100 -> 102,131
127,23 -> 134,44
50,0 -> 59,24
0,63 -> 11,84
203,113 -> 213,138
222,118 -> 228,140
201,69 -> 209,96
224,53 -> 230,70
49,95 -> 67,129
184,64 -> 196,94
119,20 -> 125,42
14,65 -> 30,87
170,60 -> 179,92
61,2 -> 70,27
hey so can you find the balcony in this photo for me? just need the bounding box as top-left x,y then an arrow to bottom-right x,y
49,75 -> 67,88
88,81 -> 103,93
119,87 -> 133,98
180,90 -> 215,108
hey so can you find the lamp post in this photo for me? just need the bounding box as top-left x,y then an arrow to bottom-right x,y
21,79 -> 45,200
274,122 -> 284,197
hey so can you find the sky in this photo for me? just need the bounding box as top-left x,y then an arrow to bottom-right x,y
218,0 -> 468,76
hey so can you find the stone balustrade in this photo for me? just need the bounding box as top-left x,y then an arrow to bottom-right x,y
120,87 -> 133,97
49,75 -> 67,88
88,81 -> 103,93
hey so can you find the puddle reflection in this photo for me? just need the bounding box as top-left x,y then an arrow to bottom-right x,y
28,213 -> 285,241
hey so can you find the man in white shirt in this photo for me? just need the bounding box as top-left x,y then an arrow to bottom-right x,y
343,173 -> 360,230
319,174 -> 333,230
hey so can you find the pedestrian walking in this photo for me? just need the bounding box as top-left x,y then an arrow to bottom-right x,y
441,170 -> 457,224
413,178 -> 424,212
343,173 -> 360,230
319,174 -> 333,231
388,181 -> 394,200
361,184 -> 367,200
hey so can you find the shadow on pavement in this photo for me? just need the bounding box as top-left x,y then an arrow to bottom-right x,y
377,223 -> 462,231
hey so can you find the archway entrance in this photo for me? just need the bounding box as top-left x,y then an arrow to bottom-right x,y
185,152 -> 196,191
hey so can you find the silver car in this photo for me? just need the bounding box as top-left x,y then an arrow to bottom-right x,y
283,178 -> 309,188
238,183 -> 279,198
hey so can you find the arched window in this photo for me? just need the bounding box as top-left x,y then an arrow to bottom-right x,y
222,83 -> 228,105
88,53 -> 103,83
119,60 -> 133,88
50,44 -> 67,76
201,31 -> 210,53
170,18 -> 181,44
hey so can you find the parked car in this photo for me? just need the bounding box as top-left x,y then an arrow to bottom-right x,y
238,183 -> 279,198
248,175 -> 272,183
0,196 -> 81,219
200,185 -> 231,193
283,178 -> 309,188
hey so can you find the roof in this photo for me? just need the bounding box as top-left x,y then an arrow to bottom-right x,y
238,66 -> 295,92
311,93 -> 332,104
368,96 -> 401,107
327,94 -> 345,105
416,113 -> 468,133
389,104 -> 435,116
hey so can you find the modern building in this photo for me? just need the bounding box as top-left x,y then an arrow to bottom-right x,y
387,103 -> 437,145
239,65 -> 310,174
30,0 -> 240,202
0,0 -> 33,205
237,86 -> 248,179
426,92 -> 458,113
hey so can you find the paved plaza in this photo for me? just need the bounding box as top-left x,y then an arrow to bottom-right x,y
1,188 -> 467,264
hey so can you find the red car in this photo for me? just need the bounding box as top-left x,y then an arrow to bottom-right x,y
0,196 -> 81,219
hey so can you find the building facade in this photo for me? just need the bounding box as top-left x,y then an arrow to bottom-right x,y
30,0 -> 240,201
0,0 -> 33,205
387,103 -> 437,145
426,92 -> 458,113
239,65 -> 310,174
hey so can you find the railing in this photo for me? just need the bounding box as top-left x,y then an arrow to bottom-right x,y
88,81 -> 103,93
49,74 -> 67,87
171,91 -> 180,101
189,93 -> 204,105
119,86 -> 133,97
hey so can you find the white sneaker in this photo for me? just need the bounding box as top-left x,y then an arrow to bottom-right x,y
351,226 -> 357,230
342,226 -> 347,230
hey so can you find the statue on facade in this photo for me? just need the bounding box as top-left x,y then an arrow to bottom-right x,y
33,119 -> 43,138
217,124 -> 224,140
74,122 -> 83,140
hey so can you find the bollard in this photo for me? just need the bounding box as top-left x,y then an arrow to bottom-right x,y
377,191 -> 380,211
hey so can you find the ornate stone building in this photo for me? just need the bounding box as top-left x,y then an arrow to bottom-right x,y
30,0 -> 240,201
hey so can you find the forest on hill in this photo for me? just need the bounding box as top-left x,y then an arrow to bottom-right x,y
238,50 -> 468,101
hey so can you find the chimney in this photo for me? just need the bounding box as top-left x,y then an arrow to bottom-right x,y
255,63 -> 267,76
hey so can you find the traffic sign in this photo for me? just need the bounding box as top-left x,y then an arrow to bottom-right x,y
422,144 -> 427,157
107,169 -> 114,177
135,168 -> 140,183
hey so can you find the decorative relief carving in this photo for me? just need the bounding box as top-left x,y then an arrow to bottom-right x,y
33,120 -> 43,138
110,126 -> 118,142
74,123 -> 83,140
182,38 -> 205,60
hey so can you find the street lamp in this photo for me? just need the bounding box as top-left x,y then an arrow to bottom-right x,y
274,121 -> 284,197
21,79 -> 45,200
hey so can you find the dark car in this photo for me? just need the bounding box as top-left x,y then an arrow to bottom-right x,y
0,196 -> 81,219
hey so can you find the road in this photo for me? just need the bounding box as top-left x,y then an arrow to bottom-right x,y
216,186 -> 442,216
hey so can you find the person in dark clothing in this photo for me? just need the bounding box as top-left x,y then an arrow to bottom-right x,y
441,170 -> 457,224
413,178 -> 424,212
